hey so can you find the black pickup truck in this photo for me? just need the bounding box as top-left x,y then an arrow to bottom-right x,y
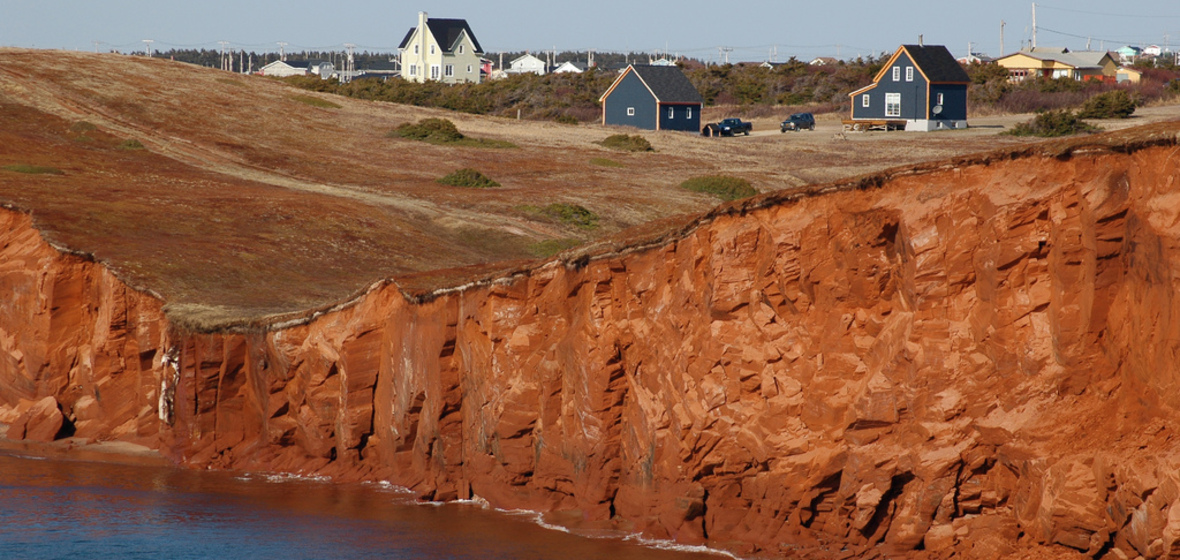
702,118 -> 753,137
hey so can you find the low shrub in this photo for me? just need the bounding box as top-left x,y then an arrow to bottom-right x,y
390,118 -> 517,148
597,134 -> 653,152
522,203 -> 599,229
392,118 -> 465,143
70,121 -> 97,134
289,94 -> 342,109
117,139 -> 146,150
554,114 -> 579,125
679,175 -> 758,201
437,168 -> 500,188
589,157 -> 624,168
1005,110 -> 1100,137
1076,90 -> 1136,119
3,164 -> 64,175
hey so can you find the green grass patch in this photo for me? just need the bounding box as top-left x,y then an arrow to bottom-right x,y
1005,110 -> 1100,137
437,168 -> 500,188
597,134 -> 653,152
529,238 -> 582,257
70,121 -> 97,134
389,118 -> 517,148
117,139 -> 146,150
680,175 -> 758,201
289,94 -> 342,109
589,157 -> 624,168
520,203 -> 599,229
3,164 -> 64,175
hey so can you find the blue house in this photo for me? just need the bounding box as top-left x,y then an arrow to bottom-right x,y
848,45 -> 970,131
599,65 -> 703,132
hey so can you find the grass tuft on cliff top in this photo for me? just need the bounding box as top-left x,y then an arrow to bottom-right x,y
3,164 -> 64,175
520,203 -> 599,229
390,118 -> 517,148
680,175 -> 758,201
1005,110 -> 1101,137
438,168 -> 500,188
597,134 -> 653,152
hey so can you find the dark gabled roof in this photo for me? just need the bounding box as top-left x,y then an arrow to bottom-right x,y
363,60 -> 400,71
627,65 -> 704,104
279,60 -> 328,69
397,17 -> 483,53
899,45 -> 970,83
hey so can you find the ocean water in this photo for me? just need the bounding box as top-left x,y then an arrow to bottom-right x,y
0,452 -> 723,560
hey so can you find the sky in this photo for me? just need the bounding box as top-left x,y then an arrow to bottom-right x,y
3,1 -> 1180,62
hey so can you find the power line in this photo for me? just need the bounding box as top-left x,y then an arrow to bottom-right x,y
1037,3 -> 1180,19
1038,26 -> 1168,47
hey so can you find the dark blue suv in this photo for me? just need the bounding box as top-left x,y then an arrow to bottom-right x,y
780,113 -> 816,132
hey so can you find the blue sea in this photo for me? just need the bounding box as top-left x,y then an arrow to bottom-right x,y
0,451 -> 724,560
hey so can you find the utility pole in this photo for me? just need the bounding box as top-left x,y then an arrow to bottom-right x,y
342,43 -> 356,83
1001,20 -> 1006,55
1031,3 -> 1037,49
92,40 -> 100,53
718,46 -> 732,64
142,39 -> 154,57
277,41 -> 288,61
218,41 -> 230,71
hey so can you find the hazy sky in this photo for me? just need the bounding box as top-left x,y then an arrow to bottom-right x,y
3,1 -> 1179,62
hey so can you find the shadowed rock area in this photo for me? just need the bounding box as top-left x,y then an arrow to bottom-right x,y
4,116 -> 1180,559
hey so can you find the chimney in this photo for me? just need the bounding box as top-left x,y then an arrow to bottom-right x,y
919,34 -> 924,47
418,11 -> 428,29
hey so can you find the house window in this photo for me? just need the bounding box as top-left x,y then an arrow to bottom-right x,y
936,93 -> 944,105
687,107 -> 692,119
892,67 -> 900,81
862,94 -> 870,107
467,65 -> 472,73
885,93 -> 901,117
627,107 -> 635,116
458,45 -> 464,54
409,64 -> 417,76
414,45 -> 419,55
445,64 -> 454,77
430,65 -> 440,80
905,66 -> 914,81
668,107 -> 674,119
430,45 -> 435,55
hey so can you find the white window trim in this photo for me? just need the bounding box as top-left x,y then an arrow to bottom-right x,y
467,64 -> 473,73
414,45 -> 419,55
885,92 -> 901,117
892,67 -> 900,81
862,94 -> 870,107
936,92 -> 944,105
445,64 -> 454,77
458,45 -> 464,54
905,66 -> 914,82
430,65 -> 440,80
687,107 -> 692,119
409,64 -> 417,76
668,106 -> 674,119
626,107 -> 635,116
430,45 -> 435,55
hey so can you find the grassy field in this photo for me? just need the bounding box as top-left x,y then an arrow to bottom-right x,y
1,48 -> 1178,328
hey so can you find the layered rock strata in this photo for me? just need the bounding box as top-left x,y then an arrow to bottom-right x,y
5,126 -> 1180,558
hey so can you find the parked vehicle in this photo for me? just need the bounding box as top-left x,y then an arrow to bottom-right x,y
780,113 -> 816,132
703,118 -> 753,137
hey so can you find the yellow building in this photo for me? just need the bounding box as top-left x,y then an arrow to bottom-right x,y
397,12 -> 485,84
994,47 -> 1117,82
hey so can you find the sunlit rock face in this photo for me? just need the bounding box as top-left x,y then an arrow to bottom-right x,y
5,125 -> 1180,558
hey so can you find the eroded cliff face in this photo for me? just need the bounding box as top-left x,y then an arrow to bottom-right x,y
5,133 -> 1180,559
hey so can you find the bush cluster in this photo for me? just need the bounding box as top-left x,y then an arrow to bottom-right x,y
1076,90 -> 1137,119
392,118 -> 465,143
437,168 -> 500,188
680,175 -> 758,201
523,203 -> 599,229
1006,110 -> 1100,137
598,134 -> 653,152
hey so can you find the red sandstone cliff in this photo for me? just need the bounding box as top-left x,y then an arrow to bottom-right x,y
5,125 -> 1180,558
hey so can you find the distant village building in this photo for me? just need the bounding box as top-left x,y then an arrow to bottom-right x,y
398,11 -> 484,84
552,61 -> 588,74
599,64 -> 703,132
259,60 -> 335,79
809,56 -> 839,66
1115,45 -> 1142,63
956,53 -> 994,65
1145,45 -> 1164,57
994,47 -> 1117,82
1117,66 -> 1144,84
508,53 -> 547,75
847,44 -> 969,132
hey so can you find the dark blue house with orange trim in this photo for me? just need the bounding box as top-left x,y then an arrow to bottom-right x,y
848,45 -> 970,131
599,65 -> 703,132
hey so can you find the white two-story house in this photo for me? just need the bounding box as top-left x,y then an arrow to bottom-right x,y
397,12 -> 485,84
